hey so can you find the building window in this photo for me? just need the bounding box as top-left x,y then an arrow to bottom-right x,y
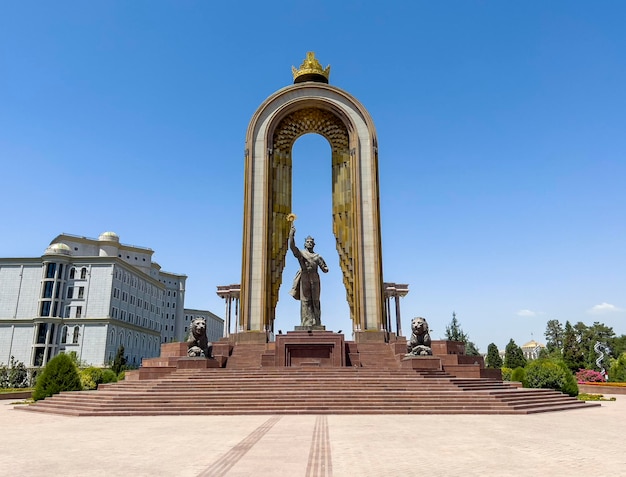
61,325 -> 68,344
78,287 -> 85,299
40,301 -> 51,317
45,263 -> 56,279
42,281 -> 54,298
69,268 -> 76,279
76,306 -> 82,318
80,268 -> 87,279
72,326 -> 80,344
36,323 -> 47,344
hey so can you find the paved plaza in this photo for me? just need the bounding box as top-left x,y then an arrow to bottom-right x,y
1,397 -> 624,477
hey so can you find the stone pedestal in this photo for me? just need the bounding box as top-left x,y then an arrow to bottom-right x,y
401,356 -> 442,371
294,325 -> 326,331
275,331 -> 345,367
230,331 -> 268,344
354,330 -> 387,343
176,357 -> 221,369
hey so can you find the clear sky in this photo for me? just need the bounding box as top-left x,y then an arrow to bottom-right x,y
1,2 -> 624,352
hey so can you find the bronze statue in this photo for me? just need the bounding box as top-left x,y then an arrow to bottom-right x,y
406,317 -> 432,356
288,225 -> 329,327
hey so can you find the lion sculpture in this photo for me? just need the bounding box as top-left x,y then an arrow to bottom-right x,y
406,317 -> 432,356
187,317 -> 213,358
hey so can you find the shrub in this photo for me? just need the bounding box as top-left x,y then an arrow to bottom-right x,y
8,357 -> 29,388
501,367 -> 512,381
32,354 -> 82,401
80,367 -> 119,390
575,368 -> 605,383
609,353 -> 626,383
524,359 -> 578,397
101,369 -> 118,384
511,367 -> 526,384
0,364 -> 8,388
80,367 -> 103,390
0,357 -> 29,388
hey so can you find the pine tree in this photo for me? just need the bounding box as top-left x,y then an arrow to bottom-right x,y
112,345 -> 127,375
544,319 -> 564,354
562,321 -> 584,372
445,311 -> 464,341
504,339 -> 526,369
444,312 -> 480,356
486,343 -> 503,368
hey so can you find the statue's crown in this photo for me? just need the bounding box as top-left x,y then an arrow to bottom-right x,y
292,52 -> 330,84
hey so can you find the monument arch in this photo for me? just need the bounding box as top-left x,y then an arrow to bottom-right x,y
240,53 -> 385,338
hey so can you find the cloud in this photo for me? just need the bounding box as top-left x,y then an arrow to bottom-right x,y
517,309 -> 537,317
587,302 -> 623,315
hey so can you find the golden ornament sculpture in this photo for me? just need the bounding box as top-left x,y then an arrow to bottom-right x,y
291,52 -> 330,84
286,213 -> 297,223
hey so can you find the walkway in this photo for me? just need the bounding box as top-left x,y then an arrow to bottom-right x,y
1,396 -> 623,476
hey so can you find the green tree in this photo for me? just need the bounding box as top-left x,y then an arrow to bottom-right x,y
444,312 -> 480,356
504,339 -> 526,369
445,311 -> 464,341
582,322 -> 615,369
544,319 -> 563,354
32,353 -> 82,401
609,353 -> 626,382
609,334 -> 626,358
485,343 -> 503,369
562,321 -> 584,372
111,345 -> 127,375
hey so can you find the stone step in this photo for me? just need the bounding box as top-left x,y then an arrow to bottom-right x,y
20,367 -> 599,416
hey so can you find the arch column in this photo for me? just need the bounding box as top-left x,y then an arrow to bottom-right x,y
240,82 -> 384,336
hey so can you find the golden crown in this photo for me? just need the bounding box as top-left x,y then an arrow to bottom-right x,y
292,52 -> 330,84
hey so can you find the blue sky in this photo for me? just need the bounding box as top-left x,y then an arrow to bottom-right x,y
1,2 -> 625,352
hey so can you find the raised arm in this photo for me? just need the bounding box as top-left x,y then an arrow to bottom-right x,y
289,226 -> 301,257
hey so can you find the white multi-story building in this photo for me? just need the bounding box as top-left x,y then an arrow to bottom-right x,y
0,232 -> 193,368
182,309 -> 223,343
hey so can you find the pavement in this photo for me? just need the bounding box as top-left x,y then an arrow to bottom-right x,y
0,396 -> 624,477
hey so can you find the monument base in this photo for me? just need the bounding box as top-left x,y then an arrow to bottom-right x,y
294,325 -> 326,331
274,331 -> 344,367
354,330 -> 387,343
401,355 -> 442,371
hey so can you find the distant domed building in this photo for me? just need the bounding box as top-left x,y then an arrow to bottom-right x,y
521,339 -> 546,360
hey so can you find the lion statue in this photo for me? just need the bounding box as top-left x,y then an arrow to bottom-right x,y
187,317 -> 213,358
406,317 -> 432,356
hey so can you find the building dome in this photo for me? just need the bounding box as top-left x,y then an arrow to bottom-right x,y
44,243 -> 72,256
98,231 -> 120,242
522,340 -> 545,349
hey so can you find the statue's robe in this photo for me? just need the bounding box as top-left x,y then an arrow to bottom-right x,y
289,248 -> 327,326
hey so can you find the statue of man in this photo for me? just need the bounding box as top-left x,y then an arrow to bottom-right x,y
288,225 -> 329,327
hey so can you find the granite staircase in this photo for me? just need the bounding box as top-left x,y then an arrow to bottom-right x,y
20,367 -> 598,416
